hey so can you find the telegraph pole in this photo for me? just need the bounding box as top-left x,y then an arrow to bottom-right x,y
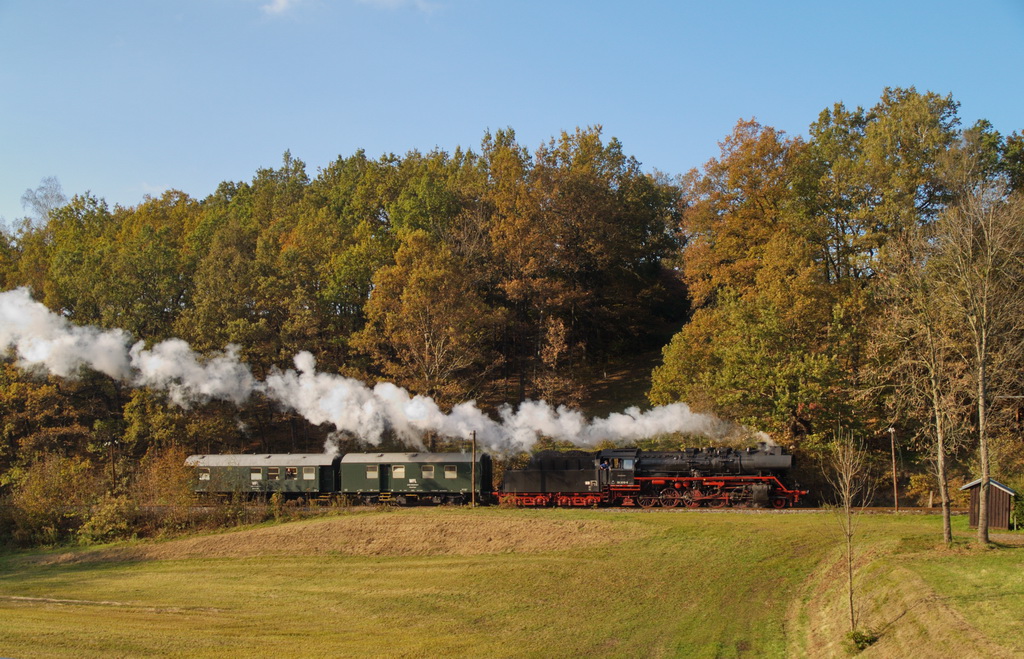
471,430 -> 477,508
888,427 -> 899,512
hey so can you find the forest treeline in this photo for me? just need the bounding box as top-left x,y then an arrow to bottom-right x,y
1,87 -> 1023,545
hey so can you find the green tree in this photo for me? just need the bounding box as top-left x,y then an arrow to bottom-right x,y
0,226 -> 16,289
1003,131 -> 1024,193
799,88 -> 961,287
42,193 -> 118,324
99,191 -> 200,340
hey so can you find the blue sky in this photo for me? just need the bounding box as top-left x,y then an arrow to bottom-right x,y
1,0 -> 1022,226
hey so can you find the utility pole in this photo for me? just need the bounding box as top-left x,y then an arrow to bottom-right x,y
888,427 -> 899,512
471,431 -> 477,508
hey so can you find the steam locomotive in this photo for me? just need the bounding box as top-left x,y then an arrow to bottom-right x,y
188,442 -> 806,508
499,442 -> 806,508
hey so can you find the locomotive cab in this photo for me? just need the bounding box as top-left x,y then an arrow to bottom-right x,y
598,448 -> 638,487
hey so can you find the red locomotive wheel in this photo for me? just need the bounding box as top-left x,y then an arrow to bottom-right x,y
707,496 -> 728,508
660,488 -> 682,508
701,487 -> 726,508
638,496 -> 659,509
771,496 -> 789,509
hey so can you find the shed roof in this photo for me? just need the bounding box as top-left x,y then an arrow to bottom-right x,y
186,454 -> 339,467
341,452 -> 476,464
959,479 -> 1018,496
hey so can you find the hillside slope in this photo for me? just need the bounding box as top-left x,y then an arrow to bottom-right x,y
1,509 -> 1020,658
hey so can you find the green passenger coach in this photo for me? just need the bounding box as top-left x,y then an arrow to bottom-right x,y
187,453 -> 341,498
340,452 -> 493,505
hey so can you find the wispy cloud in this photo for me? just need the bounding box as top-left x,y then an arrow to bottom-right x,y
354,0 -> 439,13
140,182 -> 171,197
262,0 -> 301,15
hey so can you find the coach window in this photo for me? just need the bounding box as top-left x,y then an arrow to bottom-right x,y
366,465 -> 378,480
393,465 -> 406,479
199,468 -> 211,481
444,465 -> 458,479
285,467 -> 298,480
302,466 -> 316,481
421,465 -> 435,479
268,467 -> 280,481
250,468 -> 262,481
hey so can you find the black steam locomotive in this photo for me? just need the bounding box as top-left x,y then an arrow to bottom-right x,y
498,442 -> 806,508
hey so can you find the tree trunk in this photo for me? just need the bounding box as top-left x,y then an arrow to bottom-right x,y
925,323 -> 954,546
846,507 -> 856,632
931,380 -> 953,546
977,357 -> 990,545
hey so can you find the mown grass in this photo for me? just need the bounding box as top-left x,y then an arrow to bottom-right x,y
899,519 -> 1024,655
0,509 -> 1020,658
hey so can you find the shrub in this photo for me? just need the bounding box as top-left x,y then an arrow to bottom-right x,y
7,454 -> 100,546
845,628 -> 879,653
78,494 -> 139,544
131,445 -> 197,533
270,492 -> 285,521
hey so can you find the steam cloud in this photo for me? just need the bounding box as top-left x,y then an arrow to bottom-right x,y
0,287 -> 759,453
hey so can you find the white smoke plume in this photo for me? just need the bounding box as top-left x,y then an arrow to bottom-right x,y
0,287 -> 757,453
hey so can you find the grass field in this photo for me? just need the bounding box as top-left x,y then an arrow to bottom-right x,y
0,508 -> 1021,658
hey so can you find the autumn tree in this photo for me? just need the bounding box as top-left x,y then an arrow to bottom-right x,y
678,119 -> 801,307
481,128 -> 539,400
488,126 -> 680,402
353,230 -> 503,404
5,453 -> 100,545
654,90 -> 970,444
651,120 -> 847,436
0,363 -> 95,470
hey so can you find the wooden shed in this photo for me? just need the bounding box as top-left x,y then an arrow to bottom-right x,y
959,479 -> 1018,530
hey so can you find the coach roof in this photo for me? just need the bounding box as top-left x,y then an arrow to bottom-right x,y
341,452 -> 476,464
186,453 -> 339,467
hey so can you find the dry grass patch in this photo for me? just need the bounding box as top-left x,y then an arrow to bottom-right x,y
793,553 -> 1014,658
788,519 -> 1024,658
34,508 -> 630,565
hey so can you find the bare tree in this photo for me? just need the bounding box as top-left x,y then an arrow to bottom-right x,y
932,187 -> 1024,545
20,176 -> 67,227
824,428 -> 877,638
873,228 -> 967,546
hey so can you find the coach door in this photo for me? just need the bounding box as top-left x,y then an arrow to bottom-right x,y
379,464 -> 390,492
